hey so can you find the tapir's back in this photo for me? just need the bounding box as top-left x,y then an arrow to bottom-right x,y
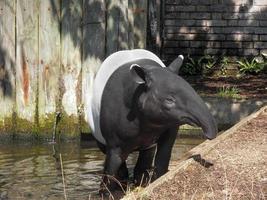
88,49 -> 165,145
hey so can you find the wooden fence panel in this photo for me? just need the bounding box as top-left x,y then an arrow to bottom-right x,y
38,0 -> 61,137
106,0 -> 120,55
81,0 -> 106,132
118,0 -> 129,50
106,0 -> 130,55
0,0 -> 16,135
16,0 -> 39,135
128,0 -> 135,49
133,1 -> 147,48
60,0 -> 83,137
0,0 -> 148,138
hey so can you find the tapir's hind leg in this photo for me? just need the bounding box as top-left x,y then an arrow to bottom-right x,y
100,148 -> 128,194
134,145 -> 156,186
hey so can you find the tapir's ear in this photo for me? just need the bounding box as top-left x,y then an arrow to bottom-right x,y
130,64 -> 146,84
168,55 -> 184,74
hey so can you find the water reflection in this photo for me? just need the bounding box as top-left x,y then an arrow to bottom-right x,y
0,136 -> 204,199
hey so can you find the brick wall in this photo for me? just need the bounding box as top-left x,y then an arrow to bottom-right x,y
162,0 -> 267,62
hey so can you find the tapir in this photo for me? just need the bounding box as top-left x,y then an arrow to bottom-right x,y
88,49 -> 217,192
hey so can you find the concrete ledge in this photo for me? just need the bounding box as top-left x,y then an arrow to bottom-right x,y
204,97 -> 267,128
123,105 -> 267,200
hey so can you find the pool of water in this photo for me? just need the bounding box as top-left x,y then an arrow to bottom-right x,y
0,137 -> 204,200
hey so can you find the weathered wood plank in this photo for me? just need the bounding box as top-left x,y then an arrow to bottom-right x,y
118,0 -> 129,50
81,0 -> 106,133
106,0 -> 129,55
106,0 -> 120,55
16,0 -> 39,135
0,0 -> 16,135
60,0 -> 83,137
38,0 -> 61,137
147,0 -> 162,55
128,0 -> 135,49
133,0 -> 147,48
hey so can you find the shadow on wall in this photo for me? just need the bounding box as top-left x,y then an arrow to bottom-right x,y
49,0 -> 141,61
164,0 -> 267,62
0,42 -> 14,98
0,0 -> 14,98
49,0 -> 104,62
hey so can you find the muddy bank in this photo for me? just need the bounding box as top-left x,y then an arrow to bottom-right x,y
124,106 -> 267,200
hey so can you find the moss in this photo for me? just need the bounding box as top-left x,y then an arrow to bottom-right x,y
0,117 -> 13,132
38,113 -> 57,139
79,116 -> 91,134
0,116 -> 14,140
13,117 -> 37,140
56,111 -> 80,139
0,111 -> 85,141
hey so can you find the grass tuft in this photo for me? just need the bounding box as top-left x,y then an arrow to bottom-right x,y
217,86 -> 241,99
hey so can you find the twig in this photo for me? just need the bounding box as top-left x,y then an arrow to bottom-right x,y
60,153 -> 68,200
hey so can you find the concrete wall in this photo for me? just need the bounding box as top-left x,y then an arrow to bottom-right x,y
163,0 -> 267,62
204,97 -> 267,128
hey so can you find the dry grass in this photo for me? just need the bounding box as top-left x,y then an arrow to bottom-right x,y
124,108 -> 267,200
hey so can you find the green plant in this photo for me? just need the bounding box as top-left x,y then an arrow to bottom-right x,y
237,57 -> 265,74
220,56 -> 230,76
202,55 -> 217,71
218,86 -> 241,99
181,55 -> 203,75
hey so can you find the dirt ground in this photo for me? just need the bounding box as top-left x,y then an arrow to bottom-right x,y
185,74 -> 267,99
136,107 -> 267,200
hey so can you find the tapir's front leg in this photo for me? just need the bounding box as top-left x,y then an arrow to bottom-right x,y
154,127 -> 178,179
134,145 -> 156,186
100,147 -> 124,193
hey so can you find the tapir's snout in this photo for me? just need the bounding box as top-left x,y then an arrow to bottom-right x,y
201,116 -> 218,140
190,100 -> 218,140
173,79 -> 218,140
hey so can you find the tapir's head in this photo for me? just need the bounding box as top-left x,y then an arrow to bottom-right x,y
130,56 -> 217,139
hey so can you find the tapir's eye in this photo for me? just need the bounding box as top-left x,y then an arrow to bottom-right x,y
164,96 -> 176,108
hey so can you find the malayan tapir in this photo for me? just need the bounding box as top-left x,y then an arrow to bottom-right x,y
88,49 -> 217,192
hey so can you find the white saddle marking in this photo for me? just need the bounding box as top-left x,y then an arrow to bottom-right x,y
88,49 -> 166,144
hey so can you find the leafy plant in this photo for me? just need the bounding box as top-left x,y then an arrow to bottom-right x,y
237,57 -> 265,74
181,54 -> 218,75
220,56 -> 230,76
203,55 -> 217,69
181,55 -> 203,75
201,55 -> 217,75
218,86 -> 241,99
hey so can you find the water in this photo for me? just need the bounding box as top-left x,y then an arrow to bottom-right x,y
0,137 -> 204,200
